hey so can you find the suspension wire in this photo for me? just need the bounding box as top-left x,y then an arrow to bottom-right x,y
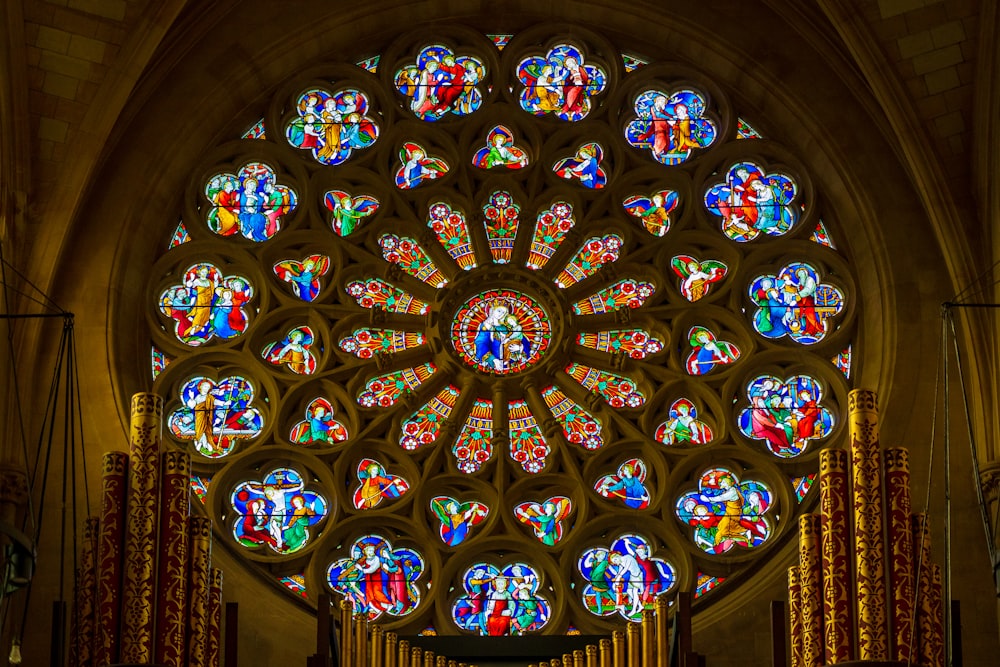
0,256 -> 64,313
16,320 -> 72,644
946,310 -> 998,562
942,308 -> 952,667
907,309 -> 945,665
949,258 -> 1000,305
70,321 -> 90,510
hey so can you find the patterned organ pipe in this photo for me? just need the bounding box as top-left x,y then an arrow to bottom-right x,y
626,620 -> 640,667
586,643 -> 598,667
612,629 -> 625,667
341,598 -> 354,667
120,392 -> 163,664
397,639 -> 410,667
188,516 -> 213,667
819,448 -> 852,663
573,649 -> 585,667
72,516 -> 99,667
655,595 -> 668,666
385,631 -> 398,667
371,624 -> 384,667
848,388 -> 887,660
928,565 -> 945,667
788,566 -> 803,667
798,514 -> 823,667
207,568 -> 224,667
884,447 -> 915,663
913,514 -> 942,667
156,449 -> 191,667
641,609 -> 654,667
599,637 -> 612,667
94,451 -> 128,666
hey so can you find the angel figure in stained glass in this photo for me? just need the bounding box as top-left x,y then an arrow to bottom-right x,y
595,459 -> 649,509
353,459 -> 409,510
262,327 -> 317,375
685,326 -> 739,375
274,255 -> 330,302
325,191 -> 380,237
395,143 -> 448,189
473,126 -> 528,169
553,143 -> 606,189
623,190 -> 679,236
514,497 -> 572,546
430,496 -> 488,546
671,256 -> 727,302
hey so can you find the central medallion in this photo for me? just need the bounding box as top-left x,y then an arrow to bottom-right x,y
451,289 -> 552,375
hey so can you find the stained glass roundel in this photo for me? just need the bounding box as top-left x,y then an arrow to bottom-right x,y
450,288 -> 551,375
149,25 -> 856,635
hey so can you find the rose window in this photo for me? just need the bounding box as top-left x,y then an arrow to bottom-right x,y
148,26 -> 856,635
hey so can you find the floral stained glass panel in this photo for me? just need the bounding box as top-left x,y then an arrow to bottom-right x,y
526,201 -> 575,270
566,363 -> 645,408
357,363 -> 437,408
541,385 -> 604,450
454,399 -> 493,474
571,279 -> 655,315
399,385 -> 460,450
554,235 -> 623,288
427,202 -> 477,270
482,190 -> 520,264
508,399 -> 550,473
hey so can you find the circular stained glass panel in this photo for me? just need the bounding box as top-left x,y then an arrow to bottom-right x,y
451,289 -> 551,375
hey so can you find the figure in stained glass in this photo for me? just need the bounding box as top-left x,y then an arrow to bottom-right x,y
749,262 -> 844,344
578,534 -> 676,620
231,468 -> 327,554
685,326 -> 740,375
514,497 -> 572,546
289,397 -> 348,445
159,263 -> 253,346
169,375 -> 263,458
324,190 -> 379,236
273,254 -> 330,302
262,326 -> 317,375
517,44 -> 606,121
671,255 -> 727,302
595,459 -> 650,509
704,161 -> 798,242
737,374 -> 834,457
204,163 -> 296,242
286,88 -> 378,165
623,190 -> 679,237
553,143 -> 606,189
624,89 -> 716,165
430,496 -> 489,546
394,45 -> 485,121
452,290 -> 551,375
326,535 -> 424,620
675,468 -> 773,554
654,398 -> 713,446
352,459 -> 410,510
395,142 -> 448,189
452,563 -> 550,635
473,125 -> 528,169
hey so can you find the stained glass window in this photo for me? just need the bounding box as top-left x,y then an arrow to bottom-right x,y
150,29 -> 855,635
